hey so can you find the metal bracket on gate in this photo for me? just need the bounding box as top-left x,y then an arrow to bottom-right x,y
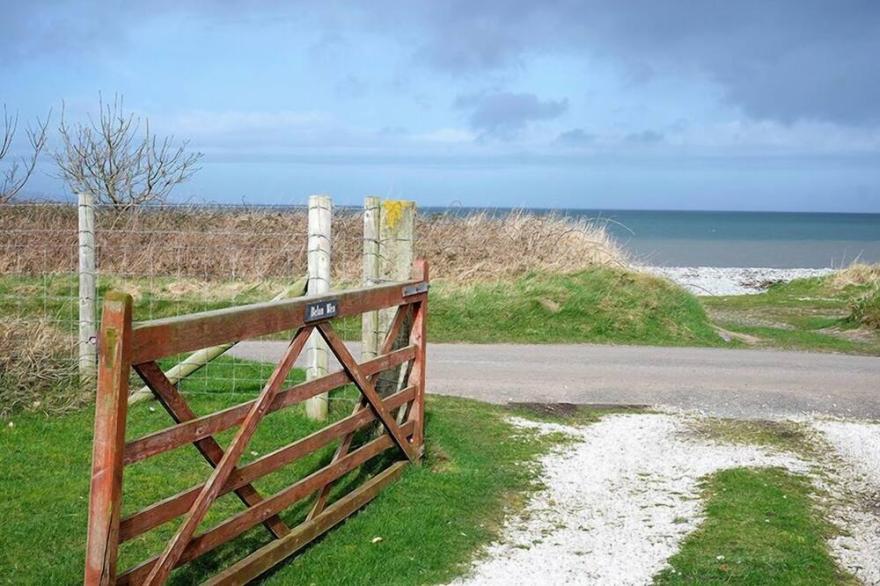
402,282 -> 428,297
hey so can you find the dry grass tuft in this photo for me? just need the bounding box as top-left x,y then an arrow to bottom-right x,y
417,210 -> 626,282
0,318 -> 82,417
2,204 -> 626,284
828,263 -> 880,289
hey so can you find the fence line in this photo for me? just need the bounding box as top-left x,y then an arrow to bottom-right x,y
2,198 -> 623,415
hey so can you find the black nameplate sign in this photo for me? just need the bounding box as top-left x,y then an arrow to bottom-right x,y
305,299 -> 338,323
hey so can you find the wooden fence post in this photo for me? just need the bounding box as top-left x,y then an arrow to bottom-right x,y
361,196 -> 381,361
376,200 -> 415,399
378,200 -> 415,325
84,292 -> 132,585
305,194 -> 332,420
78,191 -> 97,385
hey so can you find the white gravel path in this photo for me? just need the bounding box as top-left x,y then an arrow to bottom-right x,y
451,414 -> 809,586
641,266 -> 834,296
814,420 -> 880,585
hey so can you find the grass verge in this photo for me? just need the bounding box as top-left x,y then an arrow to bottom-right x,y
0,358 -> 567,584
429,268 -> 722,346
703,270 -> 880,355
654,467 -> 853,585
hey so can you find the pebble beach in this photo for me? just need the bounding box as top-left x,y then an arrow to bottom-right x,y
642,266 -> 835,296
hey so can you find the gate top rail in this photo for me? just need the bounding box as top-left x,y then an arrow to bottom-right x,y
130,272 -> 427,364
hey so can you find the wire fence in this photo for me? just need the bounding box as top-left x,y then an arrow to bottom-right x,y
0,202 -> 368,413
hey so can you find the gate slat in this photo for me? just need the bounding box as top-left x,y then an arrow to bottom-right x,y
142,328 -> 313,585
317,322 -> 418,463
123,345 -> 416,465
206,461 -> 407,586
132,361 -> 290,540
119,386 -> 416,542
308,304 -> 411,520
118,421 -> 414,585
130,281 -> 426,363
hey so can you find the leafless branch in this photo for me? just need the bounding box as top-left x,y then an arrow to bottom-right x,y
54,94 -> 203,211
1,105 -> 50,203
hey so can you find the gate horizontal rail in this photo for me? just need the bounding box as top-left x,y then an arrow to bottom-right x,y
84,260 -> 429,585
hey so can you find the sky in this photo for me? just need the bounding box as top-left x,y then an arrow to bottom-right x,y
2,1 -> 880,211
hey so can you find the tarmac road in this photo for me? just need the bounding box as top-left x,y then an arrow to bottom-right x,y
230,341 -> 880,419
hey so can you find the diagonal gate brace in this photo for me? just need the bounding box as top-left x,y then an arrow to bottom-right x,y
132,361 -> 290,540
307,305 -> 412,519
316,321 -> 418,463
141,326 -> 313,586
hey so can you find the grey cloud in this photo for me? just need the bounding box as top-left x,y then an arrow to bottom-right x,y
404,1 -> 880,126
555,128 -> 595,146
455,92 -> 568,139
625,130 -> 664,145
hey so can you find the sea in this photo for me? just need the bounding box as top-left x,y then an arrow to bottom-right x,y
426,208 -> 880,269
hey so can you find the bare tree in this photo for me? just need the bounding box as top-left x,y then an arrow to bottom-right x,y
55,95 -> 202,211
1,105 -> 50,203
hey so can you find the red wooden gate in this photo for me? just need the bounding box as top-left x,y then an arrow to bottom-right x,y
84,260 -> 429,585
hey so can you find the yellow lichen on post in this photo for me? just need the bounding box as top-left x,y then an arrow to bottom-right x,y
381,200 -> 414,232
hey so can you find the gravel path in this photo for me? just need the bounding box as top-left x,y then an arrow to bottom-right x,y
452,414 -> 808,585
450,413 -> 880,586
815,420 -> 880,584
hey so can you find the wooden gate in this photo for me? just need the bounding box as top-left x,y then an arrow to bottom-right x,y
84,260 -> 429,585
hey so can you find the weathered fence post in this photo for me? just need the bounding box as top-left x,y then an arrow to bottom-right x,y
84,292 -> 132,585
305,194 -> 332,420
376,200 -> 415,401
78,191 -> 97,385
361,196 -> 381,361
378,199 -> 415,337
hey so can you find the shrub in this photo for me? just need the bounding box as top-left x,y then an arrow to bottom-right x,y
0,318 -> 82,417
847,286 -> 880,329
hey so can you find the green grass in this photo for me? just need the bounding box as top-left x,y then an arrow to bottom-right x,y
0,357 -> 568,584
703,274 -> 880,355
429,268 -> 722,346
654,467 -> 852,585
691,418 -> 818,459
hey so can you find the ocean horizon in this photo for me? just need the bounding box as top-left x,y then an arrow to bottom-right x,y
422,207 -> 880,269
